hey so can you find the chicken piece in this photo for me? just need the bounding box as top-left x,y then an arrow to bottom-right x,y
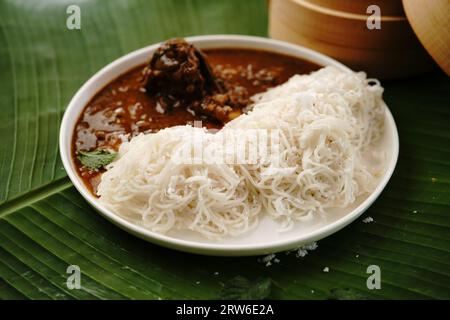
145,38 -> 247,123
145,38 -> 223,108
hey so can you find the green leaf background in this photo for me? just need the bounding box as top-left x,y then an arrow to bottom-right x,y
0,0 -> 449,299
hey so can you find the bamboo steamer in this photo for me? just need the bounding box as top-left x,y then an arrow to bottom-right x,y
403,0 -> 450,76
269,0 -> 436,78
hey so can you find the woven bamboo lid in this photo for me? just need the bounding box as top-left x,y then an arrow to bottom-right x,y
403,0 -> 450,76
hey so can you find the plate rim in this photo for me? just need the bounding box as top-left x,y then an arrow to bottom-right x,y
59,34 -> 399,256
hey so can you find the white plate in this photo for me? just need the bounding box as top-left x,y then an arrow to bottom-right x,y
60,35 -> 399,256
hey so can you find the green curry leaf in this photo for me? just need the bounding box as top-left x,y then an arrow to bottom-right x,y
77,149 -> 117,170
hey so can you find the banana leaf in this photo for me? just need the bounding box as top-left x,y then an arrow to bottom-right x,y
0,0 -> 449,300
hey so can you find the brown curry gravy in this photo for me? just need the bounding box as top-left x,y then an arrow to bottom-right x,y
72,48 -> 320,194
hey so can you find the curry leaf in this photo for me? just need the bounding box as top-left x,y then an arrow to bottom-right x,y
220,276 -> 272,300
77,150 -> 117,170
